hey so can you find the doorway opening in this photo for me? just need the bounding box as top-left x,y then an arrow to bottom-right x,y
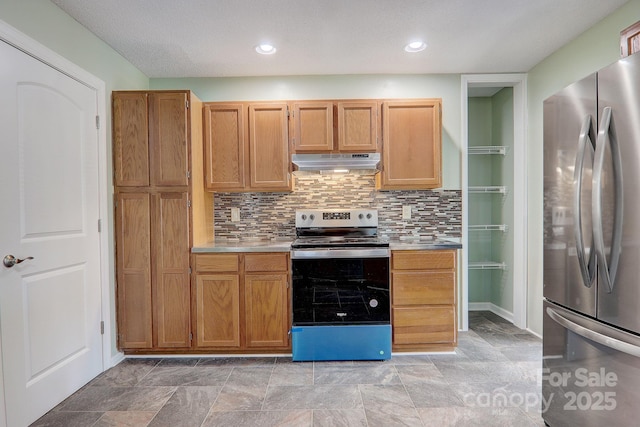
460,74 -> 528,331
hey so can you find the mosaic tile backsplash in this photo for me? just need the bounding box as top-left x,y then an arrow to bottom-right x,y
213,171 -> 461,241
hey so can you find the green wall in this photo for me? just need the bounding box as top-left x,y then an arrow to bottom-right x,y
150,74 -> 463,189
468,97 -> 493,304
526,0 -> 640,335
491,88 -> 514,312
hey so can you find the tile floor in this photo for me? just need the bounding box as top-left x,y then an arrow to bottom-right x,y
31,311 -> 545,426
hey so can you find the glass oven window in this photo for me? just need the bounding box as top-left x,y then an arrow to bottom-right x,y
292,257 -> 390,325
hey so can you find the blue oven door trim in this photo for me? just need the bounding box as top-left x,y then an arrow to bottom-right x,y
291,324 -> 391,361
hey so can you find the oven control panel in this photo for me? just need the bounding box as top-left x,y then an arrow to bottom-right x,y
295,209 -> 378,228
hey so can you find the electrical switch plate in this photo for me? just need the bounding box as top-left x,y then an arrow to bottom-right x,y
231,207 -> 240,222
402,205 -> 411,220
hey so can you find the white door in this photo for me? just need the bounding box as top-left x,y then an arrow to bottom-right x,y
0,40 -> 103,426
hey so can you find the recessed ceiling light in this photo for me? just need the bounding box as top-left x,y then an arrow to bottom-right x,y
404,41 -> 427,53
255,44 -> 277,55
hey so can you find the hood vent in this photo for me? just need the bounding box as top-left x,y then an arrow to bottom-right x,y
292,153 -> 380,171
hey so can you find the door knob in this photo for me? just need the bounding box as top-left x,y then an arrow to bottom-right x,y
3,255 -> 34,268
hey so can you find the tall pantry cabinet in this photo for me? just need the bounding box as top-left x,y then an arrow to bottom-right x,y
113,91 -> 212,350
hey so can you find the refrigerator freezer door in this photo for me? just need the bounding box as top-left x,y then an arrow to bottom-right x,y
596,53 -> 640,333
543,300 -> 640,426
543,74 -> 597,316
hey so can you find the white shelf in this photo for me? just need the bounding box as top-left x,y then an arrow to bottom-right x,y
468,146 -> 507,155
469,224 -> 508,232
469,186 -> 507,194
469,261 -> 507,270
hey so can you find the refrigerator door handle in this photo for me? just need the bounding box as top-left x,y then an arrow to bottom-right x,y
573,115 -> 597,288
592,106 -> 624,294
547,306 -> 640,358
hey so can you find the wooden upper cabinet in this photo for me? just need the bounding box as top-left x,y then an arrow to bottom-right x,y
291,101 -> 334,152
379,99 -> 442,190
203,102 -> 291,192
290,100 -> 379,153
248,103 -> 291,191
149,92 -> 190,186
113,91 -> 190,187
113,92 -> 150,186
337,101 -> 378,152
203,103 -> 246,191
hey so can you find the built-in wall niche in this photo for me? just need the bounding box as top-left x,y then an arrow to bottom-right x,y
211,171 -> 461,242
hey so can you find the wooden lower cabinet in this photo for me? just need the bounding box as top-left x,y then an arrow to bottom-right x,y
393,306 -> 456,345
195,274 -> 241,347
245,273 -> 289,348
391,250 -> 457,351
193,252 -> 290,352
116,191 -> 191,350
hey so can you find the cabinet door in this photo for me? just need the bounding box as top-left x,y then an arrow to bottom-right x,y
149,92 -> 189,187
291,102 -> 334,152
337,101 -> 378,152
195,274 -> 241,348
115,192 -> 152,349
153,192 -> 191,348
380,100 -> 442,189
203,103 -> 246,191
112,92 -> 149,187
248,103 -> 291,191
245,273 -> 289,348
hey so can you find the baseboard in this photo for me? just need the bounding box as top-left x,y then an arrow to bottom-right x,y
110,352 -> 125,368
525,328 -> 542,339
468,302 -> 492,311
468,302 -> 514,323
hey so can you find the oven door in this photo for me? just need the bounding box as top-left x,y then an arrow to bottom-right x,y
291,248 -> 390,325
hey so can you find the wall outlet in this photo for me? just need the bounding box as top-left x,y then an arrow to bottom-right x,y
402,205 -> 411,220
231,207 -> 240,222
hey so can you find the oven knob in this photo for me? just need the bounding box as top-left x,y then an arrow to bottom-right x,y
369,299 -> 379,308
301,214 -> 307,221
366,213 -> 372,219
358,213 -> 364,220
309,214 -> 315,221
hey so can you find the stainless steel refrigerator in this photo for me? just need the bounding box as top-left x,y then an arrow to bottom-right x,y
541,54 -> 640,427
543,52 -> 640,426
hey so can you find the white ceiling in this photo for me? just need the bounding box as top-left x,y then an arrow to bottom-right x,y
51,0 -> 628,78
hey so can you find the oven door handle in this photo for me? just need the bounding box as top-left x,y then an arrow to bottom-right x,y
291,248 -> 390,259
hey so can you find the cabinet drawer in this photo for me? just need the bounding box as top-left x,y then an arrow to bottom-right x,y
244,253 -> 289,272
392,250 -> 455,270
194,254 -> 239,273
392,271 -> 454,305
392,306 -> 455,344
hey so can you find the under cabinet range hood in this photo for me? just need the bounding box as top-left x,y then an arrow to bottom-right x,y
291,153 -> 380,171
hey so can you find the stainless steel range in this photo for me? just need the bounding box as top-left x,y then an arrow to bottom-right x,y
290,209 -> 391,361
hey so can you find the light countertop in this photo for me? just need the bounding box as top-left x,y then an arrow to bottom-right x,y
192,237 -> 461,253
192,240 -> 293,253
